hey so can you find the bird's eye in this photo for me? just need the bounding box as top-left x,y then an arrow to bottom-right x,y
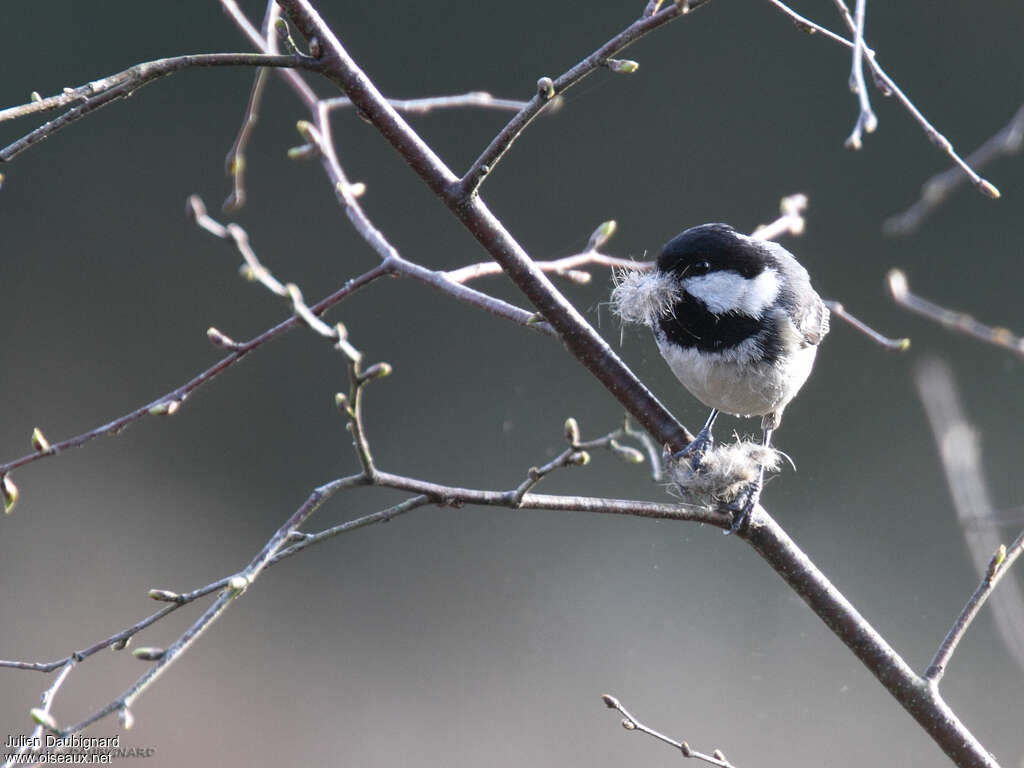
693,260 -> 711,274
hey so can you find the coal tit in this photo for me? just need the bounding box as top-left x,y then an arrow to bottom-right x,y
614,223 -> 829,529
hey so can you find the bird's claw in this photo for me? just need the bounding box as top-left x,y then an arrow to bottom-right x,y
671,428 -> 714,471
724,479 -> 763,535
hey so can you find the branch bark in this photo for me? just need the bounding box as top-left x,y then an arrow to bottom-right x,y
270,2 -> 1002,765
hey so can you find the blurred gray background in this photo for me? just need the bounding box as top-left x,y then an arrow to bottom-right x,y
1,1 -> 1022,766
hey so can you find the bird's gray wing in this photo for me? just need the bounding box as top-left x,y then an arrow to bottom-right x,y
797,295 -> 830,346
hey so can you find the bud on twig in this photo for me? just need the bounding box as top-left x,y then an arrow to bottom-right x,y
110,637 -> 130,651
887,269 -> 908,301
147,589 -> 183,603
361,362 -> 393,381
148,400 -> 181,416
30,708 -> 57,730
537,77 -> 555,100
567,451 -> 591,466
287,143 -> 317,161
564,417 -> 581,445
610,441 -> 645,465
2,474 -> 18,515
31,427 -> 50,453
976,179 -> 1000,199
132,647 -> 166,662
586,220 -> 617,252
334,392 -> 350,413
335,180 -> 367,199
118,708 -> 135,730
606,59 -> 639,74
206,327 -> 238,349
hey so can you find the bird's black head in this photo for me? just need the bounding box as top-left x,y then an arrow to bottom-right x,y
656,223 -> 769,279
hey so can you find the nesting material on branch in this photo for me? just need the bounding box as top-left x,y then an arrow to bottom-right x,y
667,439 -> 784,507
610,268 -> 677,327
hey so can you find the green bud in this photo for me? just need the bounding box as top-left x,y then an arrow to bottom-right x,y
536,77 -> 555,100
611,441 -> 645,465
31,427 -> 50,453
568,451 -> 591,466
30,91 -> 42,103
362,362 -> 392,381
607,59 -> 639,74
111,637 -> 130,651
564,417 -> 580,445
287,144 -> 316,160
586,220 -> 617,251
30,708 -> 57,730
295,120 -> 316,143
2,474 -> 18,515
148,400 -> 180,416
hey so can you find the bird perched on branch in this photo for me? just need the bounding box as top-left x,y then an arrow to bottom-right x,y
613,223 -> 829,532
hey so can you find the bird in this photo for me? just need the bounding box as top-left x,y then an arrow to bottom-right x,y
616,223 -> 829,531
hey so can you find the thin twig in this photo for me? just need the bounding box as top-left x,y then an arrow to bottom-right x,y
4,660 -> 75,764
0,53 -> 322,162
323,91 -> 529,115
3,387 -> 716,743
222,3 -> 281,211
885,103 -> 1024,235
824,300 -> 909,351
889,270 -> 1024,358
842,0 -> 877,149
915,359 -> 1024,679
446,220 -> 635,285
749,192 -> 808,240
926,531 -> 1024,684
601,694 -> 738,768
0,260 -> 389,480
53,475 -> 354,738
458,0 -> 711,197
765,0 -> 999,199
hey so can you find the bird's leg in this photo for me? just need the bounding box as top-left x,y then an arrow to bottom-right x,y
672,408 -> 719,470
725,426 -> 773,535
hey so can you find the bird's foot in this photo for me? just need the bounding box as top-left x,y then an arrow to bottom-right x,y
671,427 -> 714,471
723,476 -> 764,535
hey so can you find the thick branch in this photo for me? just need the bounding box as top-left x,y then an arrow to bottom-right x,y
265,5 -> 1002,764
277,0 -> 693,448
745,513 -> 998,768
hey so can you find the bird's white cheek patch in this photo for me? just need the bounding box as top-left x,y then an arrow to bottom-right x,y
682,268 -> 780,317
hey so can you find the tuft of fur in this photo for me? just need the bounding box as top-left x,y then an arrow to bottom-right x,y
666,439 -> 785,508
611,268 -> 680,328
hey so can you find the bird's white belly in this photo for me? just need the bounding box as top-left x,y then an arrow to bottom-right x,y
655,337 -> 818,418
